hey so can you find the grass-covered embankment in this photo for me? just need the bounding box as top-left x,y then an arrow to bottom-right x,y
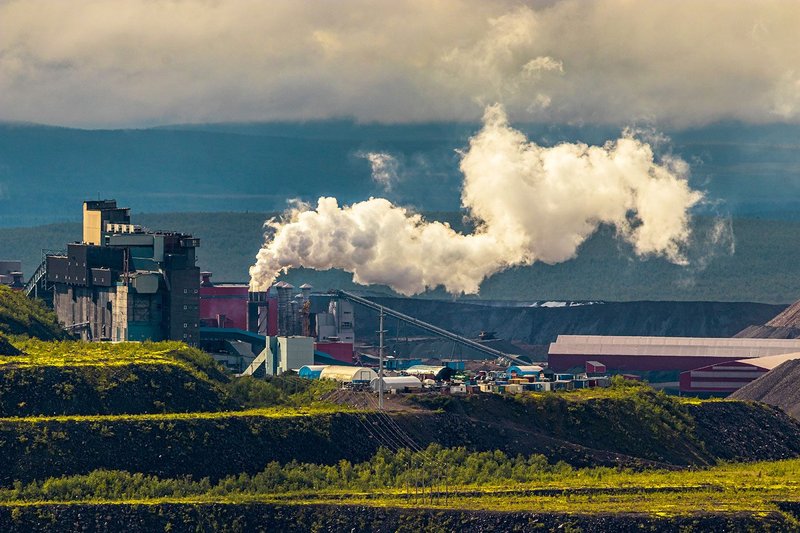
0,286 -> 67,341
414,383 -> 800,466
1,448 -> 800,531
0,339 -> 339,417
2,382 -> 800,484
0,341 -> 234,416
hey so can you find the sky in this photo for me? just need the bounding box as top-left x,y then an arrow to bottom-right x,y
1,0 -> 799,128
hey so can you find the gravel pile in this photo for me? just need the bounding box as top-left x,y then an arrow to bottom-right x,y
730,359 -> 800,419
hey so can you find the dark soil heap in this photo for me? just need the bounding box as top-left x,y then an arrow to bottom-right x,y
0,335 -> 22,356
730,359 -> 800,419
736,297 -> 800,339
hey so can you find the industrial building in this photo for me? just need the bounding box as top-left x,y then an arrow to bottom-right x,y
405,365 -> 454,381
242,335 -> 315,376
679,352 -> 800,395
370,375 -> 422,392
548,335 -> 800,373
507,365 -> 544,378
199,272 -> 252,330
198,277 -> 354,365
45,200 -> 201,343
298,365 -> 327,379
0,261 -> 23,289
319,365 -> 377,384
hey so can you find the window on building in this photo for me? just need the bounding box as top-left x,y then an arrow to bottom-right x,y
341,321 -> 353,328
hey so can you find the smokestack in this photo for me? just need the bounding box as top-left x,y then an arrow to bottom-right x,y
300,283 -> 312,302
292,294 -> 304,336
275,282 -> 293,336
200,271 -> 213,287
247,290 -> 269,335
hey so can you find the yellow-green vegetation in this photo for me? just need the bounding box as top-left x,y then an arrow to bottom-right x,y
0,446 -> 799,516
0,339 -> 344,419
4,339 -> 195,370
0,404 -> 356,424
0,286 -> 67,341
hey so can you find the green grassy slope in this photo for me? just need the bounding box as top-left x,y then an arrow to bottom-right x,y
0,336 -> 799,527
0,286 -> 67,341
1,379 -> 799,484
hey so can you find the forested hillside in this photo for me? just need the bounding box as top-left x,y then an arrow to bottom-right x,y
2,120 -> 800,226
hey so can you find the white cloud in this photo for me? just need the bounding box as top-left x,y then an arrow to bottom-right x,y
1,0 -> 799,127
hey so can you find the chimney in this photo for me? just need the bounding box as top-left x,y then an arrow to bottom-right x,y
275,282 -> 294,336
300,283 -> 312,301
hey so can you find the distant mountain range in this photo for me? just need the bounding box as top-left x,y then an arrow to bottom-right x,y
2,120 -> 800,227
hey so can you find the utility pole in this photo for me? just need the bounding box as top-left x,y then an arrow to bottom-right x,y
378,308 -> 385,410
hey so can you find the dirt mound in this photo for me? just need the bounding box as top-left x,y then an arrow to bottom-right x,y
0,364 -> 234,417
735,296 -> 800,338
689,400 -> 800,460
0,335 -> 22,356
766,299 -> 800,328
358,297 -> 785,348
3,390 -> 798,485
730,359 -> 800,419
734,324 -> 800,339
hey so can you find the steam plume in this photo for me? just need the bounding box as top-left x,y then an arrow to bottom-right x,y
358,151 -> 399,191
250,104 -> 703,295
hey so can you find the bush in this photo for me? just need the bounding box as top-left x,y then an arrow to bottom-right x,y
225,377 -> 286,408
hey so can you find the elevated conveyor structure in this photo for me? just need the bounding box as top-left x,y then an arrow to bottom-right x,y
334,290 -> 526,365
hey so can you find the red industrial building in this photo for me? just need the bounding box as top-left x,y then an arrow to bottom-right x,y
314,341 -> 354,364
679,352 -> 800,395
198,274 -> 353,363
199,272 -> 278,335
548,335 -> 800,373
199,273 -> 251,330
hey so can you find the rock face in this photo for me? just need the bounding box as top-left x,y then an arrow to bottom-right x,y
355,297 -> 785,348
730,359 -> 800,420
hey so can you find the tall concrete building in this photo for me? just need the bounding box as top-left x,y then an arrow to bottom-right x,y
47,200 -> 200,343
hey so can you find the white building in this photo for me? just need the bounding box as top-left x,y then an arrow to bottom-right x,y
370,375 -> 422,392
319,366 -> 377,383
276,336 -> 314,374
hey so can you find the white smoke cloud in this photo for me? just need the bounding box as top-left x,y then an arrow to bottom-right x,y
250,105 -> 704,295
358,152 -> 400,191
